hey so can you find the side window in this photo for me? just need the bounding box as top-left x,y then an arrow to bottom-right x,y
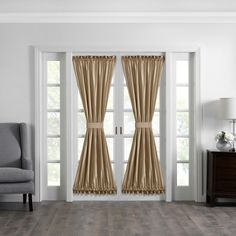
46,59 -> 61,186
175,56 -> 191,187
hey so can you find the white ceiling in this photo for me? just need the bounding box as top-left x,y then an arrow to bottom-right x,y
0,0 -> 236,13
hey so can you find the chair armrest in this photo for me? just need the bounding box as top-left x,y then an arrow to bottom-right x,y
22,158 -> 33,170
20,123 -> 33,171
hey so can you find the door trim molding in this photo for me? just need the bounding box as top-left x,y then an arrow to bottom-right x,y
35,47 -> 203,202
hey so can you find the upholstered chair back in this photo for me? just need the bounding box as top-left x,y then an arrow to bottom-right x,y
0,123 -> 22,168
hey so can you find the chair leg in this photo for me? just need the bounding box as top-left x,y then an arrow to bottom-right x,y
28,194 -> 33,212
23,194 -> 27,204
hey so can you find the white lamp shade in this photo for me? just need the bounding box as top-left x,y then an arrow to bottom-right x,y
220,98 -> 236,120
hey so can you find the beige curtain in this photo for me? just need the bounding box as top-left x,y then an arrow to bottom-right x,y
72,56 -> 116,194
122,56 -> 165,194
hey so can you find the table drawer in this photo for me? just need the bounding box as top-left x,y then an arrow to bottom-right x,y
215,181 -> 236,193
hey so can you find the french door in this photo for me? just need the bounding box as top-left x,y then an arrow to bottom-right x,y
75,55 -> 165,200
40,51 -> 196,201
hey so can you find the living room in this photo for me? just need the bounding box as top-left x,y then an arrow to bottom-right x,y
0,0 -> 236,235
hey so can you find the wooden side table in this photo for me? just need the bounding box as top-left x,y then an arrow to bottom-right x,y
207,150 -> 236,206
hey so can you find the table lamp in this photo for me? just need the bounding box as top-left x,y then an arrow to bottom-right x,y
220,98 -> 236,151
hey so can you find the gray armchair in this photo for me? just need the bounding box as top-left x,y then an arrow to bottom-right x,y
0,123 -> 34,211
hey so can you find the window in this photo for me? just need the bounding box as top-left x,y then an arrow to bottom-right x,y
41,53 -> 66,200
47,60 -> 61,186
176,59 -> 190,186
173,53 -> 194,201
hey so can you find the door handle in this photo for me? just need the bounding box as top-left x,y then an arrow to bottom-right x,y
115,126 -> 118,135
120,127 -> 123,135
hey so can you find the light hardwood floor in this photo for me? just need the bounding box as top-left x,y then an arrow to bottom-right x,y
0,201 -> 236,236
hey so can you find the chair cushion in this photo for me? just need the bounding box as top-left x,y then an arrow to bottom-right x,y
0,167 -> 34,183
0,181 -> 34,194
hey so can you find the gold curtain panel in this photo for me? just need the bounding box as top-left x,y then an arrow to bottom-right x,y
72,55 -> 117,194
122,55 -> 165,194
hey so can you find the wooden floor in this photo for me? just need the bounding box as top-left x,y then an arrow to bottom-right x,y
0,201 -> 236,236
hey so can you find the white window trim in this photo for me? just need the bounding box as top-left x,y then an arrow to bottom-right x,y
35,46 -> 204,202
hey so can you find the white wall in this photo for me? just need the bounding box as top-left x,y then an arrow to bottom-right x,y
0,23 -> 236,200
0,0 -> 236,12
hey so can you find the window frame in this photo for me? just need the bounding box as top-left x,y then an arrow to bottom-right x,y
39,52 -> 67,200
35,48 -> 202,202
172,53 -> 195,200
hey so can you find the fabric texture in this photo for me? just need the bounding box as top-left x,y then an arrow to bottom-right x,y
0,123 -> 22,168
0,181 -> 34,194
121,56 -> 165,194
0,167 -> 34,183
0,123 -> 34,195
72,56 -> 117,194
22,158 -> 33,170
20,123 -> 32,170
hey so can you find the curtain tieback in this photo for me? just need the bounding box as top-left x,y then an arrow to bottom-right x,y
135,122 -> 152,128
87,122 -> 103,129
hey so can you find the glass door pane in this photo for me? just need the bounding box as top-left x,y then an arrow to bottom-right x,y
174,53 -> 194,201
124,112 -> 135,135
175,59 -> 190,188
47,60 -> 61,187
